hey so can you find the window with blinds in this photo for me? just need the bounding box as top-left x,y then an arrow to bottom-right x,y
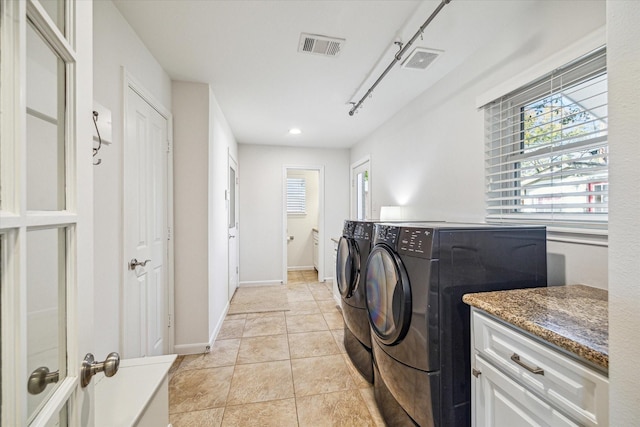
286,177 -> 306,214
484,48 -> 608,232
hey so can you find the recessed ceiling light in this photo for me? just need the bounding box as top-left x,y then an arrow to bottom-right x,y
289,128 -> 302,135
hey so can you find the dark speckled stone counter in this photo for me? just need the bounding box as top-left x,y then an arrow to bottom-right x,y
463,285 -> 608,371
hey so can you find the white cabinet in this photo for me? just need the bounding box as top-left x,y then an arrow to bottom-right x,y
312,229 -> 319,271
474,355 -> 579,427
471,309 -> 608,427
95,354 -> 176,427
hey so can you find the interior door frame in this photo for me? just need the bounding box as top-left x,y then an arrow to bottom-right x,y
281,165 -> 325,284
350,155 -> 371,220
121,68 -> 175,356
228,151 -> 239,300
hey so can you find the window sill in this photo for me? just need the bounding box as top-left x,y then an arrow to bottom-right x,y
486,219 -> 608,247
546,227 -> 608,247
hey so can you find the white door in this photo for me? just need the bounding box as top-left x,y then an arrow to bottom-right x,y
123,84 -> 169,358
351,157 -> 371,220
1,0 -> 95,425
228,155 -> 239,300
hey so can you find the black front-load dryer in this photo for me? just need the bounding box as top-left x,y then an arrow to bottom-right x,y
365,222 -> 547,427
336,220 -> 374,383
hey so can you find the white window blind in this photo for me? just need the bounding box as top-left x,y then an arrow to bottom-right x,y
484,48 -> 608,232
286,177 -> 306,214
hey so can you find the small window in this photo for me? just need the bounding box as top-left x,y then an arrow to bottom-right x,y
484,48 -> 608,232
286,177 -> 306,215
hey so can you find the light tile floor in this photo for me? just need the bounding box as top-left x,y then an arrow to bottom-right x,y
168,270 -> 386,426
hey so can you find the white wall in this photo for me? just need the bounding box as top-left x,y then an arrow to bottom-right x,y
172,82 -> 210,350
172,82 -> 239,353
239,145 -> 349,283
608,0 -> 640,423
287,169 -> 319,269
209,90 -> 239,342
93,0 -> 172,357
350,0 -> 608,289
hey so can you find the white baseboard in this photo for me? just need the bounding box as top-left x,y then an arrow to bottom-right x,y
208,301 -> 229,346
239,280 -> 283,287
173,342 -> 213,355
174,301 -> 230,356
287,266 -> 315,271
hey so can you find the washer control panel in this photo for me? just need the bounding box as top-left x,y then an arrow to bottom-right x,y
354,222 -> 373,241
342,220 -> 356,237
398,227 -> 435,259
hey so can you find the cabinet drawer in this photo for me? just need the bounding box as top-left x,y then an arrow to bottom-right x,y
475,355 -> 579,427
472,310 -> 608,427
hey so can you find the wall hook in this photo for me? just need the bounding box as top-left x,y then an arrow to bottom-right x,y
92,110 -> 102,165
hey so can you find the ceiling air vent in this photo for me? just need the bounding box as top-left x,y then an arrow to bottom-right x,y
298,33 -> 345,58
401,47 -> 442,70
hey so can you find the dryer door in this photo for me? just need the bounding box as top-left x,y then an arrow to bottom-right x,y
336,236 -> 360,298
365,245 -> 411,345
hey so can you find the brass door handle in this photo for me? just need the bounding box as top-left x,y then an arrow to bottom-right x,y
129,258 -> 151,270
510,353 -> 544,375
28,367 -> 59,395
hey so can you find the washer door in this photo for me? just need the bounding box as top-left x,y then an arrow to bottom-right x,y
336,236 -> 360,298
365,245 -> 411,345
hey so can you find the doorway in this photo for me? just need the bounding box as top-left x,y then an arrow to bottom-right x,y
282,166 -> 325,284
351,156 -> 371,220
228,154 -> 239,300
122,73 -> 174,358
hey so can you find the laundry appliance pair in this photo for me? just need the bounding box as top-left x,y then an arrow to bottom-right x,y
336,220 -> 376,383
363,222 -> 548,426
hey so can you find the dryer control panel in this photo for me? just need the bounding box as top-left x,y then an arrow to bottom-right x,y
373,224 -> 400,247
398,227 -> 435,259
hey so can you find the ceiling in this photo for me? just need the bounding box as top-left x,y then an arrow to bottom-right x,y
113,0 -> 534,148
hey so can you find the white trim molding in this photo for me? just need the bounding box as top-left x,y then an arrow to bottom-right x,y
476,26 -> 606,109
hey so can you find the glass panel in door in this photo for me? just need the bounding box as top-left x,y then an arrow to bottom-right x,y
38,0 -> 66,35
356,171 -> 368,220
352,160 -> 370,220
26,228 -> 67,423
229,166 -> 236,228
26,21 -> 66,211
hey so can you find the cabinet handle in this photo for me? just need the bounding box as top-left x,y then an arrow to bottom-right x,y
472,368 -> 481,378
510,353 -> 544,375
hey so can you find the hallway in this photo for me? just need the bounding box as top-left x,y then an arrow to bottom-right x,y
168,271 -> 385,426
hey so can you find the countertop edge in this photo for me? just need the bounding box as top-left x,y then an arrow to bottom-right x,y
463,293 -> 609,370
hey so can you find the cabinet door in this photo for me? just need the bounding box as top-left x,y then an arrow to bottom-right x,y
474,355 -> 579,427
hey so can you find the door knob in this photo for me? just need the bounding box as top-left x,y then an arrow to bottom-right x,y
28,366 -> 59,395
129,258 -> 151,270
81,352 -> 120,388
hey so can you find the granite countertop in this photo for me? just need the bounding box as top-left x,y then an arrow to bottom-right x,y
463,285 -> 608,370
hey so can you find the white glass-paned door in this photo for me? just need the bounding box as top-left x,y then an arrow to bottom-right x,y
1,0 -> 88,425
